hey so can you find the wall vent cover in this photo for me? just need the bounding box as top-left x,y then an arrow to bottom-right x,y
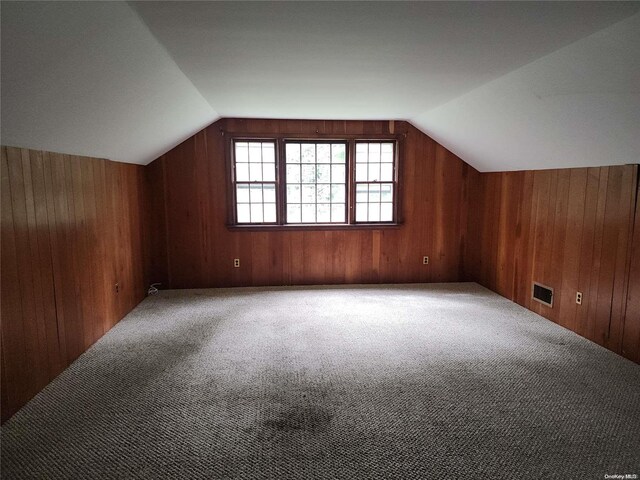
532,282 -> 553,307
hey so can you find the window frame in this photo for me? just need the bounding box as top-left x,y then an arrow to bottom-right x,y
227,133 -> 403,230
231,139 -> 279,225
283,139 -> 349,225
351,140 -> 398,224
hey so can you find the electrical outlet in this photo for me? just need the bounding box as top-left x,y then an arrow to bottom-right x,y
423,256 -> 429,265
234,258 -> 240,268
576,292 -> 582,305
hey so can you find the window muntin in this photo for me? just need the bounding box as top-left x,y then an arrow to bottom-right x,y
233,141 -> 277,223
354,142 -> 395,222
230,137 -> 398,226
285,141 -> 347,224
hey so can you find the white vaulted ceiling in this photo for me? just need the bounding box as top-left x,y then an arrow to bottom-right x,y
1,1 -> 639,170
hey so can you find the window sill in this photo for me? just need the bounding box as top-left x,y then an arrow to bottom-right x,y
226,223 -> 403,232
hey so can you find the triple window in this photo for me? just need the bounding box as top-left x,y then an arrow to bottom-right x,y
231,138 -> 399,226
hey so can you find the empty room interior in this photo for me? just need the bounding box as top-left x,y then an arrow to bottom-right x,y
2,1 -> 640,478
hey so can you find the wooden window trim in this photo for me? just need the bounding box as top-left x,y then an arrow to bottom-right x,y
226,133 -> 405,229
229,138 -> 279,225
352,140 -> 399,224
282,139 -> 348,225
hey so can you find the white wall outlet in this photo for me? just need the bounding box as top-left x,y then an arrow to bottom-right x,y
234,258 -> 240,268
423,256 -> 429,265
576,292 -> 582,305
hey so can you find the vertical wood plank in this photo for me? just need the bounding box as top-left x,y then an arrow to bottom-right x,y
467,164 -> 638,363
621,176 -> 640,362
149,119 -> 475,290
1,146 -> 148,422
1,148 -> 29,420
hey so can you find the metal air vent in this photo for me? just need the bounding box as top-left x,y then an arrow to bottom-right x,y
532,282 -> 553,308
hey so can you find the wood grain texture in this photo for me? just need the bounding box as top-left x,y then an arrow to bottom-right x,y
1,146 -> 148,422
4,119 -> 636,425
145,119 -> 476,289
465,165 -> 640,362
622,178 -> 640,363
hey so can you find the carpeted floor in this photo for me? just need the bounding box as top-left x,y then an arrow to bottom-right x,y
1,283 -> 639,479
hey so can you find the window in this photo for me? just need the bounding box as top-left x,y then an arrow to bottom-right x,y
233,141 -> 277,223
230,137 -> 399,227
355,142 -> 395,222
285,142 -> 347,223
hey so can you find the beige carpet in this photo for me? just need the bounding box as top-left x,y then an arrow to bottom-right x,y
2,283 -> 639,479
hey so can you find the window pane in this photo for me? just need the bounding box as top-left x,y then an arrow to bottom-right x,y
263,163 -> 276,182
368,143 -> 381,162
235,139 -> 395,226
249,162 -> 263,181
332,144 -> 345,163
317,164 -> 330,183
233,140 -> 277,225
381,203 -> 393,221
302,185 -> 316,203
301,144 -> 315,163
356,184 -> 368,202
236,144 -> 249,162
317,184 -> 331,203
301,165 -> 316,183
264,203 -> 276,223
287,184 -> 301,203
287,164 -> 300,183
288,204 -> 301,223
250,204 -> 263,223
264,184 -> 276,203
317,144 -> 330,163
250,185 -> 262,203
380,163 -> 393,181
286,141 -> 347,224
249,143 -> 262,162
381,143 -> 393,162
237,204 -> 250,223
302,204 -> 315,222
331,165 -> 345,183
236,184 -> 249,203
317,204 -> 331,223
368,163 -> 380,181
236,163 -> 249,181
368,203 -> 381,222
369,184 -> 381,202
381,183 -> 393,202
331,204 -> 345,223
331,184 -> 345,203
353,142 -> 396,223
287,143 -> 301,163
262,144 -> 275,163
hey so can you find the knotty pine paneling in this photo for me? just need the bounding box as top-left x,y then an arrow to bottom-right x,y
145,119 -> 476,289
1,146 -> 148,422
465,165 -> 639,362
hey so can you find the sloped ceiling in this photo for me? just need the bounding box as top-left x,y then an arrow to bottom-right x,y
1,1 -> 639,170
0,1 -> 218,165
413,11 -> 640,172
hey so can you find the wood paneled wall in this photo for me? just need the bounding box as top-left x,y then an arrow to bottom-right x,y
1,146 -> 148,422
465,165 -> 640,362
4,119 -> 636,424
145,119 -> 476,288
623,180 -> 640,363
